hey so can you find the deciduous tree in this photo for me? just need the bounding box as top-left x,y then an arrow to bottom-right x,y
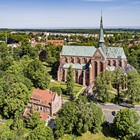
112,108 -> 140,139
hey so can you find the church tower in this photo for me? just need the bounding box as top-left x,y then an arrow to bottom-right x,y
98,13 -> 106,54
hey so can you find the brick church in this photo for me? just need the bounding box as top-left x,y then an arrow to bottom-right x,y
57,16 -> 127,89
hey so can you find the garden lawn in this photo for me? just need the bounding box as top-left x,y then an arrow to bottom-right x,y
48,80 -> 83,96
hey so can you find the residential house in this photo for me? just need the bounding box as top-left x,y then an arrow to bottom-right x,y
23,89 -> 62,121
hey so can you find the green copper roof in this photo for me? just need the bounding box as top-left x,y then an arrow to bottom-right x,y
61,46 -> 126,59
106,47 -> 126,59
61,45 -> 96,57
63,63 -> 86,70
99,15 -> 105,43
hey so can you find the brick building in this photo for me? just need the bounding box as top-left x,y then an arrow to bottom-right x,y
57,16 -> 127,90
23,89 -> 62,121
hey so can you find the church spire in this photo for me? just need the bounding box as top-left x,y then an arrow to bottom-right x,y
98,12 -> 106,54
99,11 -> 105,44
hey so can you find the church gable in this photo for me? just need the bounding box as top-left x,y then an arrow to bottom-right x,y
93,48 -> 106,60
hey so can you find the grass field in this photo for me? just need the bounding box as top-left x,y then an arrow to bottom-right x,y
48,80 -> 84,99
59,131 -> 116,140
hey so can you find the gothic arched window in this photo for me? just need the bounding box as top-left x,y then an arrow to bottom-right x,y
113,60 -> 116,66
100,62 -> 103,72
94,61 -> 98,77
71,57 -> 74,63
65,57 -> 68,63
84,58 -> 87,63
108,60 -> 111,66
118,60 -> 121,67
77,57 -> 80,63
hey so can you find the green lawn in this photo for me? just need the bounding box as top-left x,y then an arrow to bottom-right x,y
59,131 -> 116,140
48,80 -> 84,98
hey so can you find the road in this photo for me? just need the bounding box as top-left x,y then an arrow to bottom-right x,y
97,103 -> 140,123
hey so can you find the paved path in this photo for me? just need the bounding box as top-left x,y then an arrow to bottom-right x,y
75,86 -> 86,98
98,103 -> 140,112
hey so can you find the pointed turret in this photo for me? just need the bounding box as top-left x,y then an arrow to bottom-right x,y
98,12 -> 106,54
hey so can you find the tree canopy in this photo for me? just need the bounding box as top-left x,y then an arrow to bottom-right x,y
28,124 -> 54,140
112,108 -> 140,139
54,96 -> 105,138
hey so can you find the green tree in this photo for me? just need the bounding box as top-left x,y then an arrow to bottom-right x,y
127,70 -> 140,103
0,120 -> 16,140
19,45 -> 37,59
94,71 -> 114,103
50,86 -> 62,95
28,124 -> 54,140
54,97 -> 104,138
0,43 -> 9,59
3,83 -> 30,118
25,59 -> 50,89
66,65 -> 75,95
113,68 -> 124,98
112,108 -> 140,139
11,115 -> 25,137
26,111 -> 44,129
0,55 -> 14,71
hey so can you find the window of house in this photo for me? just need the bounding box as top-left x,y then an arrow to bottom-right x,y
40,106 -> 43,110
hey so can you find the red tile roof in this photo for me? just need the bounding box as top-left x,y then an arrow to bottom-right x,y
46,40 -> 64,46
23,108 -> 48,121
30,89 -> 55,107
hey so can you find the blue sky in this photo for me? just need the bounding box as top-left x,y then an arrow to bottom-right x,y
0,0 -> 140,28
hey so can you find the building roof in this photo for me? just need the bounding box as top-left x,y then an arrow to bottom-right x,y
61,46 -> 126,59
60,16 -> 126,60
30,89 -> 55,107
47,40 -> 64,46
23,108 -> 48,121
106,47 -> 126,59
61,45 -> 96,57
63,63 -> 87,70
